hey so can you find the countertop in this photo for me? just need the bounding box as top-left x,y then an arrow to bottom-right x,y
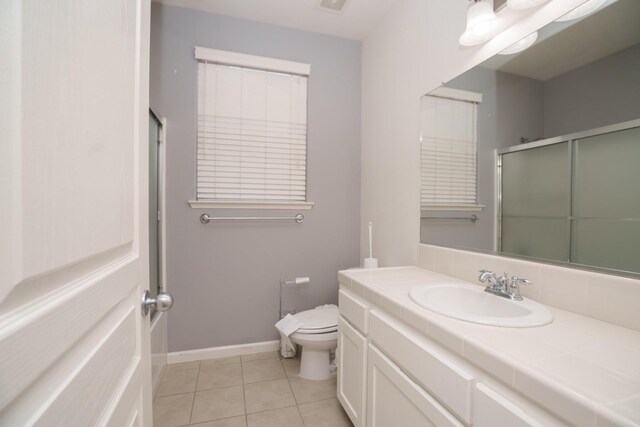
338,266 -> 640,427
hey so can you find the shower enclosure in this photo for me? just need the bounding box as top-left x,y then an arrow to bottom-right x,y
498,119 -> 640,275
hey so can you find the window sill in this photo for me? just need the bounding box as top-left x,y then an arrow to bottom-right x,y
421,205 -> 485,212
188,200 -> 315,210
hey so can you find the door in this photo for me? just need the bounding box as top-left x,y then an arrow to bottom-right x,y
1,0 -> 153,425
367,345 -> 463,427
337,316 -> 367,427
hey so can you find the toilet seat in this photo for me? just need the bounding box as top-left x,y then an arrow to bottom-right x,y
292,305 -> 338,334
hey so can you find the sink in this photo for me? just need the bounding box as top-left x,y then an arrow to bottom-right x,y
409,282 -> 553,327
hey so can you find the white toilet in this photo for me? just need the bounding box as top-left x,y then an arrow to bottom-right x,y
289,305 -> 339,380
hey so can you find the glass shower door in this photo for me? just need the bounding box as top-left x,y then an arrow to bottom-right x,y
572,126 -> 640,273
500,142 -> 571,262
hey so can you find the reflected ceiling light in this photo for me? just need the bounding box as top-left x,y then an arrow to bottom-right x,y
459,0 -> 500,47
499,31 -> 538,55
507,0 -> 551,10
555,0 -> 607,22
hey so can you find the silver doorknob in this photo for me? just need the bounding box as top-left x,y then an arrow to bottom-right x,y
141,290 -> 174,316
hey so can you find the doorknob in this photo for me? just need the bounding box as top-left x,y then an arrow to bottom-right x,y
141,290 -> 174,316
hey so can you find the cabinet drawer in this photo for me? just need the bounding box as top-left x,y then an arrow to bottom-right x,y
475,384 -> 544,427
339,289 -> 369,334
367,344 -> 463,427
369,310 -> 474,424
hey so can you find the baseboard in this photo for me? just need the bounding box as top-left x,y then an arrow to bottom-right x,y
167,340 -> 280,364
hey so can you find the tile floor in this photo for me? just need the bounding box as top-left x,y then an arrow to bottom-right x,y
153,351 -> 353,427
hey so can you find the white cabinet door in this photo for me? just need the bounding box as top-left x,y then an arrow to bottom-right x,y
367,345 -> 463,427
0,0 -> 152,425
475,384 -> 545,427
337,316 -> 368,427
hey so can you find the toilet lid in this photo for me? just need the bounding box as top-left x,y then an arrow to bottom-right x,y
293,305 -> 338,332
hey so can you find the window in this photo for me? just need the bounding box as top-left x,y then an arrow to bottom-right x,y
191,47 -> 312,209
420,87 -> 483,210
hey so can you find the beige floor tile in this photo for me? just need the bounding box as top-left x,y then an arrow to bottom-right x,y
191,386 -> 245,424
298,398 -> 353,427
244,378 -> 296,413
246,406 -> 303,427
153,393 -> 194,427
281,358 -> 300,377
200,356 -> 242,369
166,361 -> 200,372
197,362 -> 243,390
189,415 -> 247,427
242,358 -> 285,384
241,351 -> 279,363
158,367 -> 199,397
289,376 -> 337,404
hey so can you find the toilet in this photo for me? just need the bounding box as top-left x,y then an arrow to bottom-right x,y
289,305 -> 339,380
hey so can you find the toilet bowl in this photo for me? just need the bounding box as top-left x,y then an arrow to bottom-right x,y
289,305 -> 339,380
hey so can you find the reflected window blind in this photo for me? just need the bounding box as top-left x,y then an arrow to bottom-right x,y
196,59 -> 308,202
421,94 -> 479,207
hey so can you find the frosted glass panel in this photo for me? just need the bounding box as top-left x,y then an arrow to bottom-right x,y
573,126 -> 640,218
502,217 -> 569,262
572,219 -> 640,273
572,125 -> 640,272
501,142 -> 570,262
502,142 -> 569,218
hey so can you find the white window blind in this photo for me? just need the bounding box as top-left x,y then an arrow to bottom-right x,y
420,92 -> 480,208
196,50 -> 309,202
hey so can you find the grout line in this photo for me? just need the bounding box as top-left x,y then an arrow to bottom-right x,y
240,353 -> 248,417
188,361 -> 201,424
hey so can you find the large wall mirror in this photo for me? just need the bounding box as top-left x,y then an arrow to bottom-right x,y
420,0 -> 640,277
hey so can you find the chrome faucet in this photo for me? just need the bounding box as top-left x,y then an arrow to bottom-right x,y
478,270 -> 532,301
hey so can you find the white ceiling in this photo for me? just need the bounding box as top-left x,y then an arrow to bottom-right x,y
153,0 -> 398,40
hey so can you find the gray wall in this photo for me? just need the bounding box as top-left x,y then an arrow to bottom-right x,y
544,43 -> 640,137
150,4 -> 361,352
420,68 -> 544,250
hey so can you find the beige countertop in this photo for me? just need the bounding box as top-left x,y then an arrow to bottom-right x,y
338,266 -> 640,427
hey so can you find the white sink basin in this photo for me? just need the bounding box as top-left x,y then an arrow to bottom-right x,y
409,282 -> 553,327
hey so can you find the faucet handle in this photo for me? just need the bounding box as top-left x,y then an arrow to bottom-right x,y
478,269 -> 493,282
510,276 -> 533,286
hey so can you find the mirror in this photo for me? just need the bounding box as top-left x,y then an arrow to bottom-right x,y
420,0 -> 640,277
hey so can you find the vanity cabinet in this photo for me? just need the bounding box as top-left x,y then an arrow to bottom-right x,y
337,287 -> 565,427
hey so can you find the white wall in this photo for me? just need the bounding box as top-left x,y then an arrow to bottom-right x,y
360,0 -> 589,266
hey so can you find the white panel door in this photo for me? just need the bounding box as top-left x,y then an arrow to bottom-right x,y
367,345 -> 463,427
0,0 -> 153,426
337,316 -> 367,427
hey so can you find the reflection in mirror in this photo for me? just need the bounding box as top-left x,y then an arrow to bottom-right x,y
420,0 -> 640,277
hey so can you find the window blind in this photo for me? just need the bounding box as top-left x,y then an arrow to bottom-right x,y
196,59 -> 308,202
420,94 -> 479,207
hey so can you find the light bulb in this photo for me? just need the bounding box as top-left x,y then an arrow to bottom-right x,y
507,0 -> 551,10
459,1 -> 500,47
555,0 -> 607,22
499,31 -> 538,55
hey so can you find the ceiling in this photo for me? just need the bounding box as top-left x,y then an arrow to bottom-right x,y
483,0 -> 640,81
153,0 -> 398,40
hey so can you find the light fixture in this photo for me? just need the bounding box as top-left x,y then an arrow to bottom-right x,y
499,31 -> 538,55
459,0 -> 500,47
555,0 -> 606,22
507,0 -> 551,10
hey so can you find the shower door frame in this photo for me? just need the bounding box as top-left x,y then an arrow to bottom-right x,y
496,118 -> 640,275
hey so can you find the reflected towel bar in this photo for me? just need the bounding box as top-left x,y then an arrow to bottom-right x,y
421,214 -> 479,223
200,213 -> 304,224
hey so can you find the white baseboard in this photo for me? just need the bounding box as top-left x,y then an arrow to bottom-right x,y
167,340 -> 280,364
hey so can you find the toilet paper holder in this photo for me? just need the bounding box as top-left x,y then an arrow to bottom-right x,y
279,277 -> 310,319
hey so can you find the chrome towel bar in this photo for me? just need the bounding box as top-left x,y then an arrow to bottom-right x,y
200,213 -> 304,224
421,214 -> 479,223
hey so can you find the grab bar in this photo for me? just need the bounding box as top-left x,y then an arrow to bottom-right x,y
200,213 -> 304,224
421,214 -> 479,223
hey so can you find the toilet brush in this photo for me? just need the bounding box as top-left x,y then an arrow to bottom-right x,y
364,221 -> 379,269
